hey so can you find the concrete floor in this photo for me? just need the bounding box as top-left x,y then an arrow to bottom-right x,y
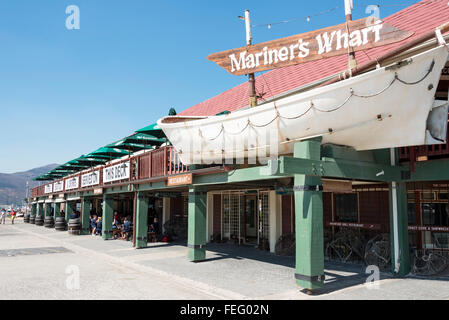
1,218 -> 448,300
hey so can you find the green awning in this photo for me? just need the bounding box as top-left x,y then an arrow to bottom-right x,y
106,139 -> 154,153
75,155 -> 108,166
135,123 -> 165,138
57,163 -> 88,170
51,169 -> 76,175
89,147 -> 130,158
33,174 -> 55,181
123,132 -> 165,146
84,153 -> 117,160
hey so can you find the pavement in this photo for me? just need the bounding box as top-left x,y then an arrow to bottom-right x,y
1,218 -> 448,300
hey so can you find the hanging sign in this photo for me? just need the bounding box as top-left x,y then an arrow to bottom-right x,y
81,171 -> 100,188
44,184 -> 53,194
154,192 -> 182,198
65,176 -> 79,191
408,225 -> 449,232
167,173 -> 192,186
322,180 -> 353,193
327,221 -> 381,230
207,18 -> 413,76
103,162 -> 130,183
53,181 -> 64,193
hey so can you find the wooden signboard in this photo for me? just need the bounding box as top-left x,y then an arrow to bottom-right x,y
408,225 -> 449,233
207,18 -> 413,76
167,173 -> 193,186
327,221 -> 381,230
322,180 -> 353,193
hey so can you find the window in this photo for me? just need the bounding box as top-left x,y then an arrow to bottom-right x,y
433,233 -> 449,249
335,193 -> 358,223
422,203 -> 449,226
407,203 -> 417,225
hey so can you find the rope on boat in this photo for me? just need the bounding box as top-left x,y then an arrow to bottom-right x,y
395,60 -> 435,86
199,59 -> 436,141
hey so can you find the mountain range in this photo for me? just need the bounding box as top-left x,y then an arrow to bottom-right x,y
0,164 -> 59,206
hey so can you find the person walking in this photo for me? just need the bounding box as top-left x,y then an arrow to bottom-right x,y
10,210 -> 16,224
1,209 -> 6,225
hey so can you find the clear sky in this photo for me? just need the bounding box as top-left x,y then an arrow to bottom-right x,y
0,0 -> 417,173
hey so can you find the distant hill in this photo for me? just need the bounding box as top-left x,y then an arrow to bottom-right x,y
0,164 -> 59,206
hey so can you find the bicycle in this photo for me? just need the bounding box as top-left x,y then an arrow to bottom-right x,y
364,234 -> 391,270
412,249 -> 448,276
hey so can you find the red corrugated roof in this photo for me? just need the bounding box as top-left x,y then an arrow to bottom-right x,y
179,0 -> 449,116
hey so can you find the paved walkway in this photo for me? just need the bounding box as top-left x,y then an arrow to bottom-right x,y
1,219 -> 448,300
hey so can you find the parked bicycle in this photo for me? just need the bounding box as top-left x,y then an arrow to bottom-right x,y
325,229 -> 365,263
412,249 -> 448,276
364,234 -> 391,270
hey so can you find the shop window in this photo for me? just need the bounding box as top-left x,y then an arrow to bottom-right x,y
335,194 -> 358,223
407,203 -> 417,225
438,192 -> 449,201
421,192 -> 435,201
433,233 -> 449,249
422,203 -> 449,226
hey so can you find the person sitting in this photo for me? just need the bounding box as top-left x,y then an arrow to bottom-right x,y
121,217 -> 132,241
153,217 -> 160,235
113,223 -> 122,239
113,212 -> 121,227
90,215 -> 98,235
95,217 -> 102,236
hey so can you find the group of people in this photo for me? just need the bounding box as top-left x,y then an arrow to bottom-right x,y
1,209 -> 16,225
89,211 -> 133,240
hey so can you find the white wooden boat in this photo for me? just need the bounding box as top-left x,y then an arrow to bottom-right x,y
158,46 -> 449,165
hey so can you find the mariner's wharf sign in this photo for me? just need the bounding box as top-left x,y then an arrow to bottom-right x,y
81,171 -> 100,188
65,177 -> 79,191
103,162 -> 130,183
207,18 -> 413,76
53,181 -> 64,193
44,184 -> 53,194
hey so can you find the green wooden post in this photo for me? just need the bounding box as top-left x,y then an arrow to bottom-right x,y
389,148 -> 410,276
45,203 -> 52,218
135,192 -> 149,248
102,196 -> 114,240
32,204 -> 37,216
389,181 -> 411,276
81,198 -> 91,235
38,203 -> 44,217
294,138 -> 325,291
54,202 -> 61,218
187,187 -> 207,262
65,201 -> 74,223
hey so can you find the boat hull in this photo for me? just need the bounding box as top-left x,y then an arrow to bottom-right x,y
158,46 -> 449,165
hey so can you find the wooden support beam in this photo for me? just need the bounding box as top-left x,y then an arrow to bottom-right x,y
135,192 -> 149,249
187,186 -> 207,262
102,196 -> 114,240
408,158 -> 449,181
81,198 -> 90,235
280,156 -> 404,182
294,138 -> 324,291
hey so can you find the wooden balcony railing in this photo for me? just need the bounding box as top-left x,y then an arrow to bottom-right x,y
31,146 -> 189,198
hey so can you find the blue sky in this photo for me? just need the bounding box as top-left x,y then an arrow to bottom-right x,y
0,0 -> 417,173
